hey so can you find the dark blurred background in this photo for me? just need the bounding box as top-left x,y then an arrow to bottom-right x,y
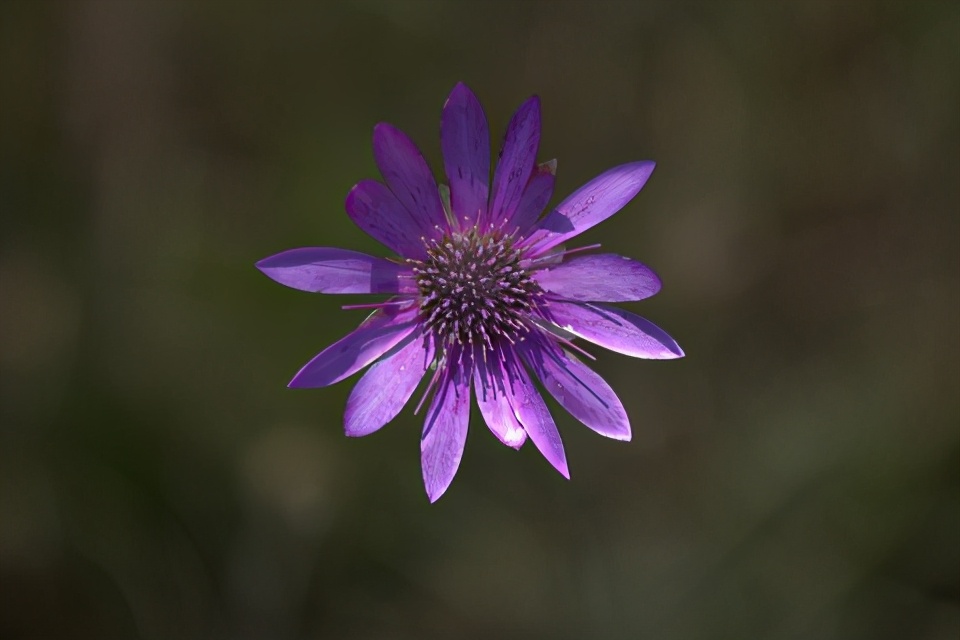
1,1 -> 957,638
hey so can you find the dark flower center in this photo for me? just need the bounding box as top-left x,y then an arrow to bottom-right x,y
410,230 -> 542,352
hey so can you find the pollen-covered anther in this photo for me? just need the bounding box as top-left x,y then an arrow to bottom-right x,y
409,229 -> 542,351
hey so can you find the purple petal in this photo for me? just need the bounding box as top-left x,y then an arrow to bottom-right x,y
546,301 -> 684,359
288,306 -> 419,388
345,179 -> 431,259
508,159 -> 556,234
488,96 -> 541,228
533,254 -> 661,302
503,359 -> 569,478
256,247 -> 416,294
523,161 -> 656,255
474,361 -> 527,449
421,367 -> 471,502
441,82 -> 490,228
344,330 -> 434,437
522,339 -> 631,441
373,123 -> 447,236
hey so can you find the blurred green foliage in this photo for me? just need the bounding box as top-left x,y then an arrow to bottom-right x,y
1,1 -> 957,638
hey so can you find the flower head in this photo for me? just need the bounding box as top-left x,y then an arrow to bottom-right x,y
257,83 -> 683,502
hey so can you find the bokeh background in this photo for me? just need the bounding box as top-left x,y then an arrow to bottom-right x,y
1,1 -> 958,638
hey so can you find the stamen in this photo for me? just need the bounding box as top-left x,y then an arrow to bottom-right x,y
523,243 -> 603,268
408,227 -> 543,359
341,300 -> 411,311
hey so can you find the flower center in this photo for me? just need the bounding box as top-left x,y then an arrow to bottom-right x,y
410,229 -> 542,352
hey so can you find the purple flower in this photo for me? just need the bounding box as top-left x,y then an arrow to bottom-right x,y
257,83 -> 683,502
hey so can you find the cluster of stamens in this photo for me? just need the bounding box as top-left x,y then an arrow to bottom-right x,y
409,229 -> 542,354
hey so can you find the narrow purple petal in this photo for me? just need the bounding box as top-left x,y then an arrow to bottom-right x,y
421,367 -> 471,502
288,306 -> 419,388
502,359 -> 569,478
533,253 -> 661,302
441,82 -> 490,229
344,330 -> 434,437
522,161 -> 656,255
522,338 -> 631,441
373,123 -> 447,236
508,159 -> 556,234
256,247 -> 416,294
474,361 -> 527,449
345,179 -> 431,259
488,96 -> 541,228
546,301 -> 684,359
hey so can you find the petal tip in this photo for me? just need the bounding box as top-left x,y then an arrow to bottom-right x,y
444,82 -> 481,113
372,121 -> 399,140
627,160 -> 656,182
525,95 -> 542,119
287,361 -> 329,389
450,80 -> 472,96
255,253 -> 287,274
658,340 -> 685,359
286,366 -> 309,387
513,94 -> 541,119
425,483 -> 449,503
343,183 -> 361,209
287,368 -> 321,388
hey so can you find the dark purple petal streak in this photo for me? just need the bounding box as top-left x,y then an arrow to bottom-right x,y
523,339 -> 632,441
441,82 -> 490,228
288,306 -> 419,389
501,359 -> 569,478
524,161 -> 655,254
508,159 -> 556,233
345,179 -> 431,259
489,96 -> 541,228
546,301 -> 684,359
373,123 -> 447,235
256,247 -> 415,294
